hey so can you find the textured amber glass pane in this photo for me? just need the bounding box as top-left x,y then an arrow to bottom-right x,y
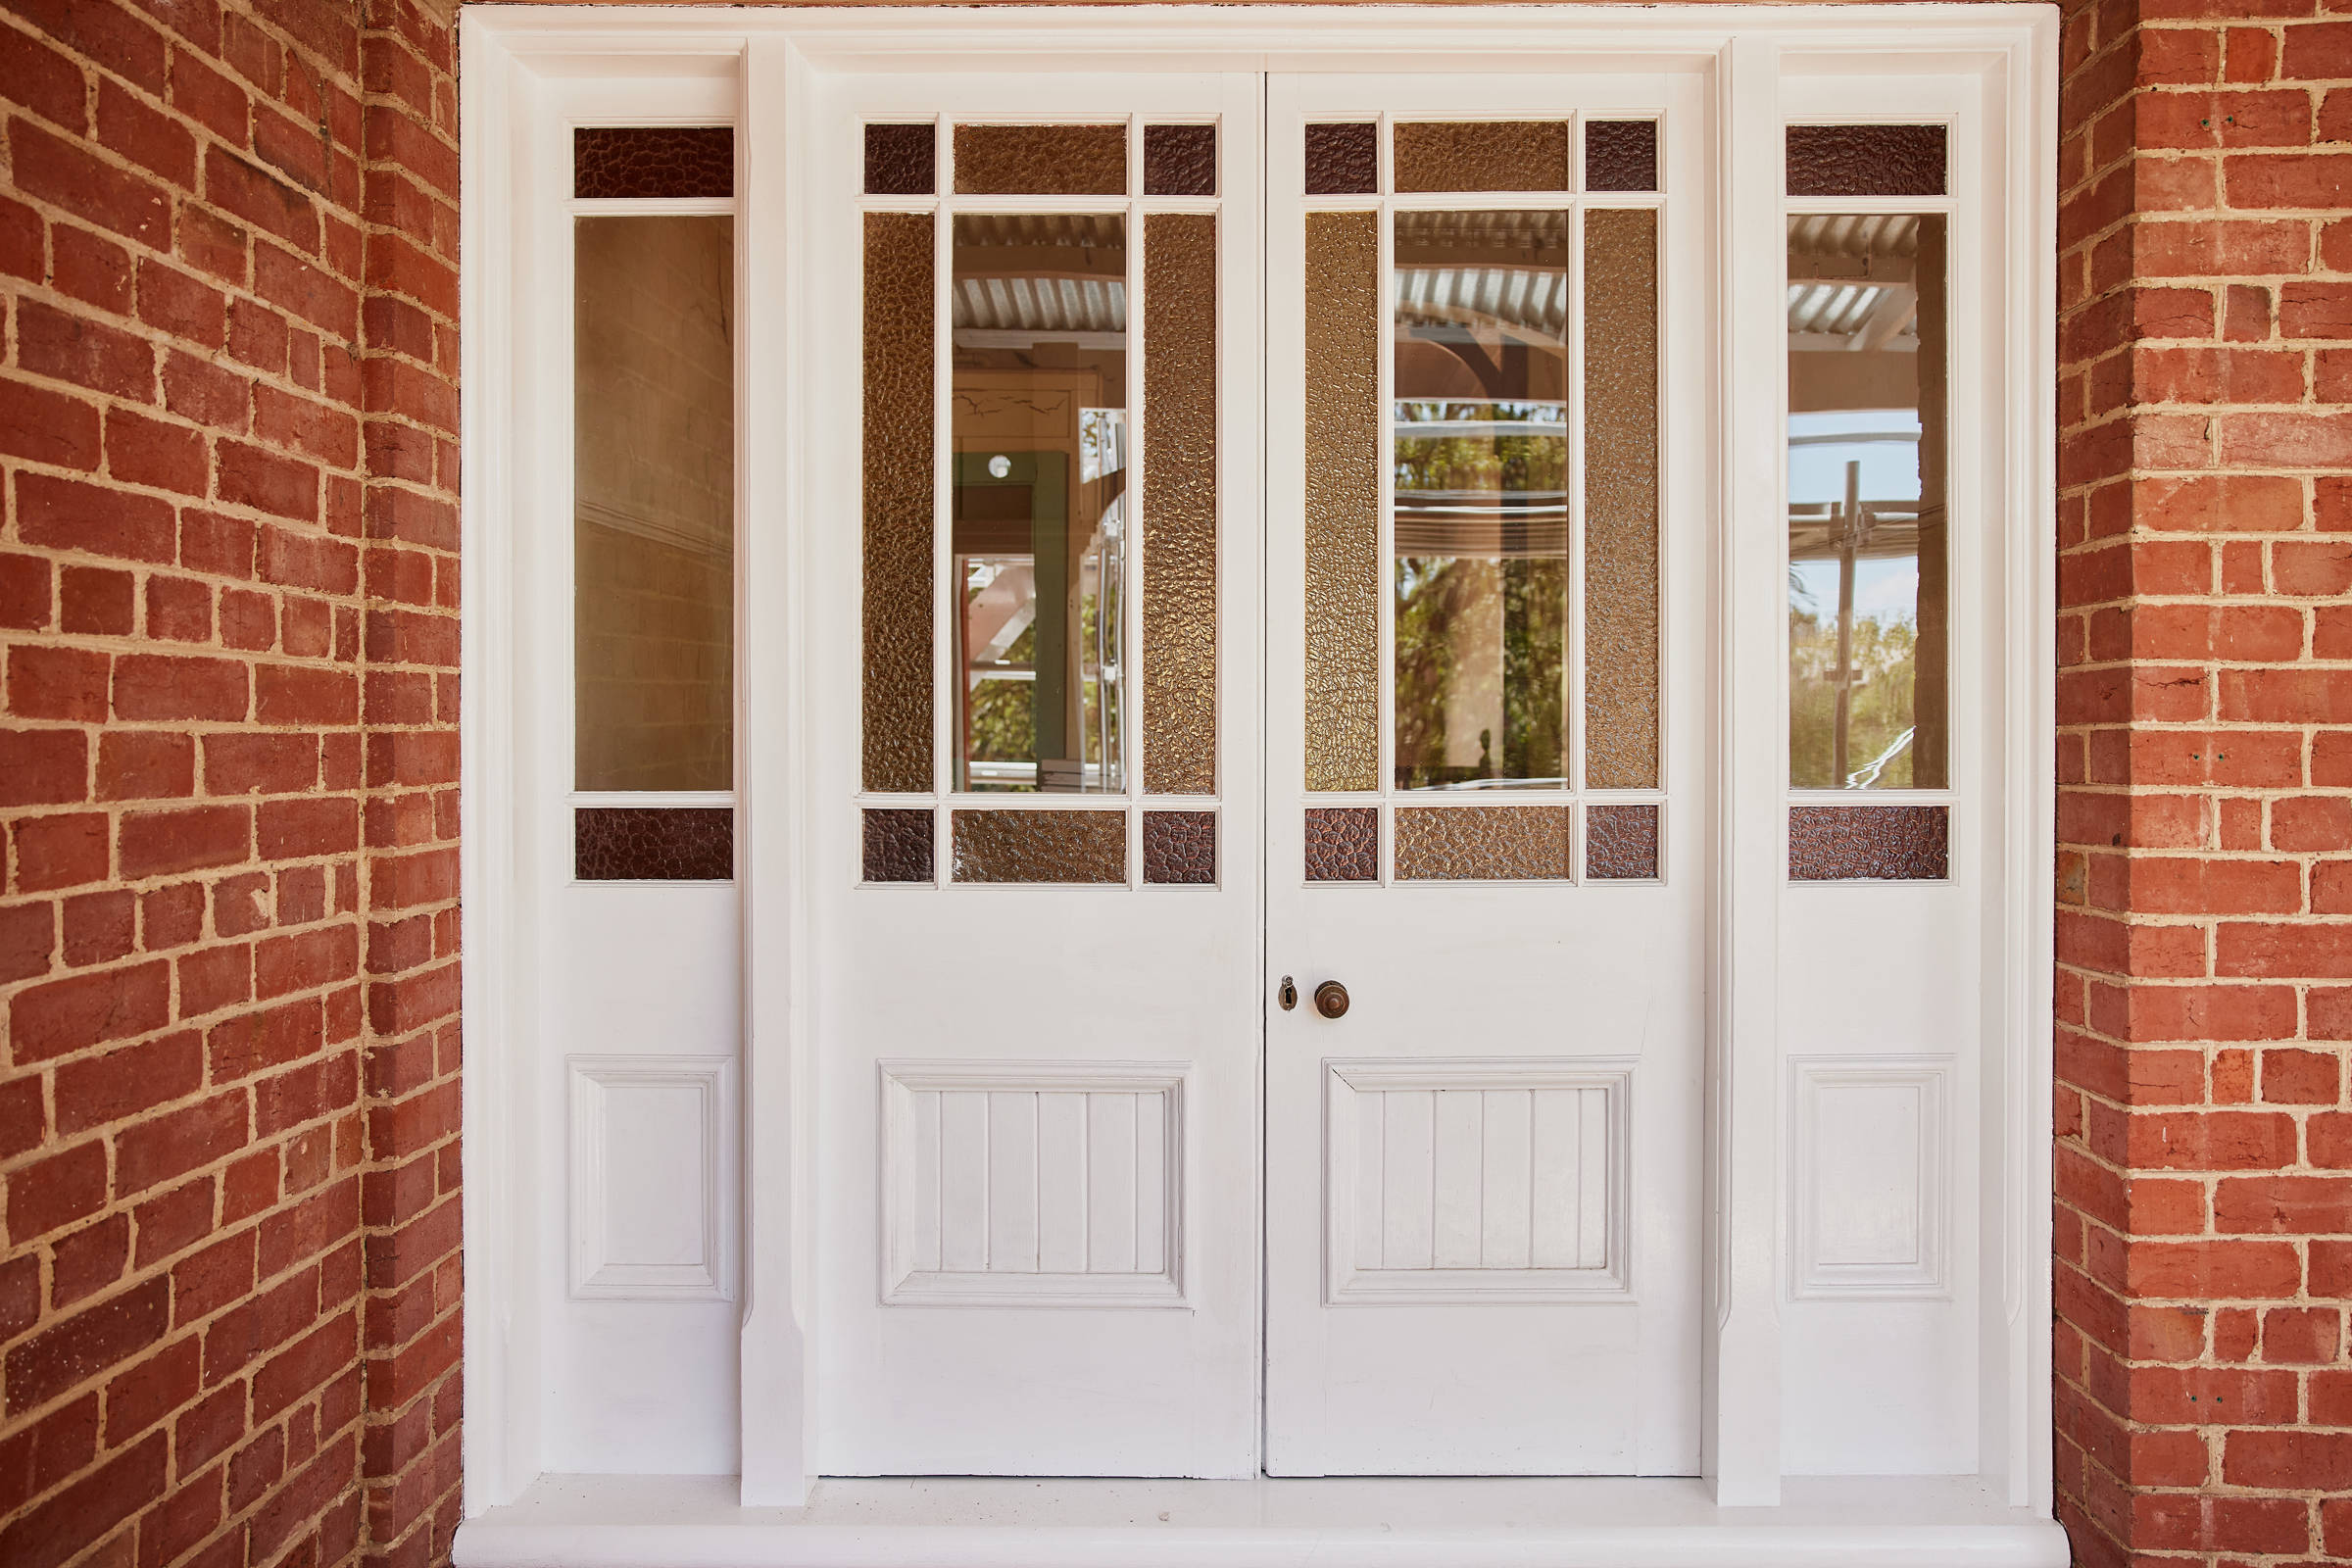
575,126 -> 733,199
1304,212 -> 1381,792
1788,214 -> 1948,790
1145,124 -> 1217,196
1394,212 -> 1570,792
1586,804 -> 1659,880
1304,122 -> 1377,195
863,212 -> 934,794
1585,121 -> 1657,193
1786,124 -> 1947,197
1143,810 -> 1216,884
575,216 -> 734,792
1583,207 -> 1660,790
953,215 -> 1127,794
955,123 -> 1126,196
862,808 -> 934,884
1394,122 -> 1571,193
1788,806 -> 1948,881
1304,807 -> 1378,883
865,123 -> 935,196
576,808 -> 733,881
952,810 -> 1126,884
1142,214 -> 1217,794
1395,806 -> 1572,881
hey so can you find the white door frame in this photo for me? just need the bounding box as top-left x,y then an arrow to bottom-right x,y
460,0 -> 2057,1521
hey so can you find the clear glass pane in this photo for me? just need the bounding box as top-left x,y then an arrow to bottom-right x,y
1584,207 -> 1661,791
1304,211 -> 1382,792
1393,122 -> 1571,194
1787,214 -> 1948,790
1142,213 -> 1217,795
863,211 -> 935,794
574,215 -> 734,792
953,215 -> 1128,793
1393,211 -> 1570,792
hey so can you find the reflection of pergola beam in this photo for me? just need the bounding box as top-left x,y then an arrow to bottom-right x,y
1853,284 -> 1919,352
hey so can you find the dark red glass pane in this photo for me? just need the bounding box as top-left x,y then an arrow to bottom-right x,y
1586,121 -> 1658,193
1305,122 -> 1378,196
575,126 -> 734,200
1586,805 -> 1660,880
1786,124 -> 1947,197
865,123 -> 936,196
1145,124 -> 1217,196
1143,811 -> 1216,884
576,808 -> 733,881
1305,807 -> 1378,882
862,809 -> 934,883
1788,805 -> 1949,881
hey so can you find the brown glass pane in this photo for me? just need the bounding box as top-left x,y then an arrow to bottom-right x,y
1304,122 -> 1377,196
577,808 -> 733,881
1585,121 -> 1657,193
1786,124 -> 1947,197
863,211 -> 935,794
1586,804 -> 1659,880
575,216 -> 734,792
575,126 -> 733,200
1395,806 -> 1572,881
952,810 -> 1126,884
1145,124 -> 1217,197
955,123 -> 1126,196
1304,211 -> 1381,792
1394,122 -> 1571,193
1143,810 -> 1216,885
1143,213 -> 1218,795
953,215 -> 1127,794
862,808 -> 934,884
1394,212 -> 1570,793
865,123 -> 936,196
1788,805 -> 1949,881
1584,207 -> 1660,790
1304,807 -> 1378,883
1788,214 -> 1948,790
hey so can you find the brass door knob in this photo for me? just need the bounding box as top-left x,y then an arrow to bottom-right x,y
1313,980 -> 1349,1019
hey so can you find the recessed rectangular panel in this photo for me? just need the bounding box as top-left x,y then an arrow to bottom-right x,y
1303,211 -> 1381,791
861,808 -> 934,884
1788,805 -> 1950,880
1304,807 -> 1377,883
1393,121 -> 1571,193
1584,121 -> 1658,193
574,126 -> 733,200
1143,212 -> 1218,794
1324,1059 -> 1629,1301
864,122 -> 936,195
575,808 -> 732,882
862,211 -> 935,794
1394,806 -> 1572,881
1144,124 -> 1217,196
951,809 -> 1126,884
568,1056 -> 735,1299
955,122 -> 1127,195
1585,804 -> 1660,881
1584,208 -> 1661,790
1786,123 -> 1948,197
1142,810 -> 1215,885
881,1061 -> 1185,1305
1791,1057 -> 1950,1297
1304,122 -> 1378,195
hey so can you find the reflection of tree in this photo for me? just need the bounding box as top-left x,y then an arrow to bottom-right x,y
1789,603 -> 1917,787
967,621 -> 1036,787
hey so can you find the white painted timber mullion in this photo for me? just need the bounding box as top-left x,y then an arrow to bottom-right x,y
1706,31 -> 1784,1508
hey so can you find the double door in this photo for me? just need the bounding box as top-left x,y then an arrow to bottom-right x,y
810,66 -> 1707,1478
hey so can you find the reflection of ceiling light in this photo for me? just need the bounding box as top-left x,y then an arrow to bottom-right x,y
987,455 -> 1010,478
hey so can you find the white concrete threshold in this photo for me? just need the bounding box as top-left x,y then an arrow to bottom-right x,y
452,1473 -> 2072,1567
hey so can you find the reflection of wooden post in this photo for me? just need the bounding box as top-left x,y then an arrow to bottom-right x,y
1833,459 -> 1860,787
1913,217 -> 1949,789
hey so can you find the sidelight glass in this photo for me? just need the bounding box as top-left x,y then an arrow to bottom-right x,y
1788,805 -> 1949,880
1393,211 -> 1571,792
865,123 -> 936,196
573,215 -> 735,793
1142,213 -> 1219,794
1787,213 -> 1948,790
1583,207 -> 1660,790
1304,211 -> 1382,792
863,212 -> 936,794
1786,124 -> 1948,198
574,126 -> 733,200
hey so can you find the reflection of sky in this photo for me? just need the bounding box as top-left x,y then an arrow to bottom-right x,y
1791,558 -> 1919,624
1788,409 -> 1920,508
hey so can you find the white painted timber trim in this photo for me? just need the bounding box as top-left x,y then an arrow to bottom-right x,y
452,1474 -> 2071,1568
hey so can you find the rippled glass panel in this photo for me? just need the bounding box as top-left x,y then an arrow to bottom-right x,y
1393,122 -> 1571,193
1586,804 -> 1660,880
956,123 -> 1127,196
1788,805 -> 1949,880
576,808 -> 734,882
1304,122 -> 1377,196
1145,124 -> 1217,196
1304,212 -> 1381,792
1143,213 -> 1217,794
952,810 -> 1127,884
1304,807 -> 1378,883
1786,125 -> 1947,198
1142,810 -> 1216,884
1584,121 -> 1657,193
1583,207 -> 1660,790
865,123 -> 936,196
862,212 -> 934,794
862,808 -> 934,884
1395,806 -> 1572,880
575,126 -> 733,200
1393,211 -> 1570,792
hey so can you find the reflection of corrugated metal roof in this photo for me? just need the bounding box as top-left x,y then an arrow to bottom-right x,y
1396,210 -> 1571,340
1788,213 -> 1918,344
952,214 -> 1127,335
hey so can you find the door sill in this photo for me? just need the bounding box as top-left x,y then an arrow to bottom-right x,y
452,1473 -> 2070,1567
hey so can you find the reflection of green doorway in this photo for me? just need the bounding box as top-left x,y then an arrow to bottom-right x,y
953,448 -> 1069,790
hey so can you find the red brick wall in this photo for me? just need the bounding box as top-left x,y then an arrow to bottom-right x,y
0,0 -> 463,1566
2053,0 -> 2352,1561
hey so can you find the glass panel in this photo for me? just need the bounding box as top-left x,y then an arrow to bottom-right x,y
576,808 -> 733,882
1583,207 -> 1661,790
952,810 -> 1126,883
1304,807 -> 1378,883
1786,124 -> 1947,197
574,216 -> 734,792
862,808 -> 934,884
1304,122 -> 1378,196
1788,805 -> 1949,881
1143,810 -> 1216,884
953,215 -> 1128,793
1143,213 -> 1218,794
1586,804 -> 1659,880
863,212 -> 935,794
1393,122 -> 1571,193
1393,212 -> 1570,792
865,123 -> 936,196
574,126 -> 733,200
1304,212 -> 1381,792
1585,121 -> 1658,193
1787,214 -> 1948,790
1145,124 -> 1217,197
955,123 -> 1126,196
1395,805 -> 1572,880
